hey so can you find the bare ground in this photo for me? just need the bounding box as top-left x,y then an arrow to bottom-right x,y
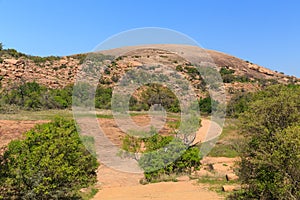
93,181 -> 222,200
0,120 -> 49,148
0,115 -> 227,200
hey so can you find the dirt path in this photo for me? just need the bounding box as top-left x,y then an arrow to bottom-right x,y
90,116 -> 223,200
93,181 -> 222,200
192,118 -> 222,145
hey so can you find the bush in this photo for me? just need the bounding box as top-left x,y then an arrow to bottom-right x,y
219,67 -> 251,83
95,86 -> 112,109
227,92 -> 252,117
198,96 -> 219,114
139,138 -> 201,182
3,48 -> 27,58
222,74 -> 235,83
138,133 -> 201,182
220,67 -> 235,75
231,85 -> 300,199
119,129 -> 202,183
227,84 -> 300,117
28,55 -> 61,64
137,84 -> 180,112
1,82 -> 74,111
0,117 -> 99,199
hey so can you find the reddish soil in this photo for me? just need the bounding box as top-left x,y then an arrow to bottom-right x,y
0,120 -> 49,148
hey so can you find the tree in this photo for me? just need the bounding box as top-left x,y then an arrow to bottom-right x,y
0,117 -> 99,199
199,96 -> 219,114
232,85 -> 300,199
0,42 -> 3,51
139,137 -> 201,182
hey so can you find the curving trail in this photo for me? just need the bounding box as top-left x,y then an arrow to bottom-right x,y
192,118 -> 222,145
92,117 -> 223,200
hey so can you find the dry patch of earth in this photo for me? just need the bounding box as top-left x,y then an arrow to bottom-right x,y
0,115 -> 234,200
0,120 -> 49,148
93,180 -> 222,200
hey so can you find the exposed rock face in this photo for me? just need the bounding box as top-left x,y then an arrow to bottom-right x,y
0,45 -> 298,99
0,57 -> 79,89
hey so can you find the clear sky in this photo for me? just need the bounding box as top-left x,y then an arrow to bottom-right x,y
0,0 -> 299,77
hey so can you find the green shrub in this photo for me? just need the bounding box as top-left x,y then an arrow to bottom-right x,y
95,86 -> 112,109
227,92 -> 252,117
28,55 -> 61,64
1,82 -> 74,111
135,84 -> 180,112
138,133 -> 201,182
219,67 -> 251,83
176,65 -> 183,72
231,85 -> 300,199
119,128 -> 202,183
198,96 -> 219,114
139,138 -> 201,182
222,74 -> 235,83
4,48 -> 27,58
0,117 -> 99,199
220,67 -> 235,75
227,84 -> 300,117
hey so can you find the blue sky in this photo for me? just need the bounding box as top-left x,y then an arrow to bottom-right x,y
0,0 -> 299,77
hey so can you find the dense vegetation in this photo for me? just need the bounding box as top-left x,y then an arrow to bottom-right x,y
0,82 -> 73,112
227,84 -> 299,117
229,85 -> 300,199
120,129 -> 201,183
0,117 -> 99,199
140,138 -> 201,183
199,96 -> 219,114
0,82 -> 114,112
129,84 -> 180,112
0,81 -> 217,114
219,67 -> 250,83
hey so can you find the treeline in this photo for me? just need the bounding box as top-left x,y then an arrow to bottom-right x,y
0,43 -> 62,64
0,82 -> 112,113
0,81 -> 219,114
0,82 -> 73,112
227,84 -> 300,117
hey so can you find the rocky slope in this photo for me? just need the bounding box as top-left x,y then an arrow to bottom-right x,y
0,44 -> 298,99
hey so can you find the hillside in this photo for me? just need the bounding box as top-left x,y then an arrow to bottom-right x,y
0,44 -> 298,100
1,45 -> 299,199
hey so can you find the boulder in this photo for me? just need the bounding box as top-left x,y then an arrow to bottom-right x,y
226,173 -> 239,181
222,185 -> 241,192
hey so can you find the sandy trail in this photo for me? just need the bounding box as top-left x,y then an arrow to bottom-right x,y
93,181 -> 222,200
91,117 -> 223,200
192,118 -> 222,145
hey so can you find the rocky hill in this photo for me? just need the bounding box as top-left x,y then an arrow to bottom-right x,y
0,44 -> 298,100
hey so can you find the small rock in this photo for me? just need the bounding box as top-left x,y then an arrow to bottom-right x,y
226,173 -> 239,181
222,185 -> 241,192
177,175 -> 190,182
